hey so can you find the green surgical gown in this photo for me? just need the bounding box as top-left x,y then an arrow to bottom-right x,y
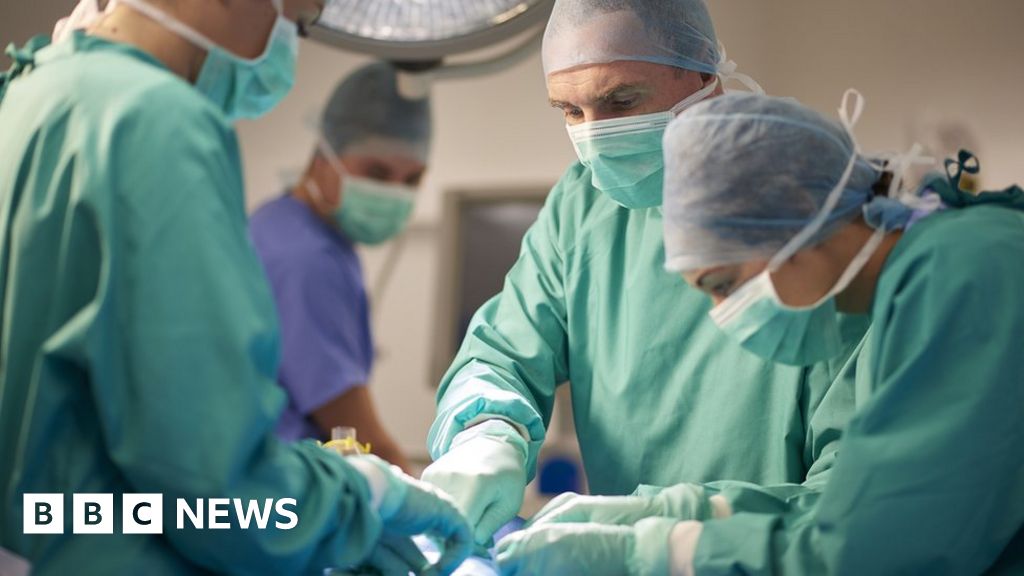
0,34 -> 385,574
693,188 -> 1024,575
429,161 -> 868,498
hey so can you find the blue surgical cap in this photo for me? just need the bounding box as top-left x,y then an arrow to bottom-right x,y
542,0 -> 720,77
320,61 -> 432,162
662,93 -> 881,272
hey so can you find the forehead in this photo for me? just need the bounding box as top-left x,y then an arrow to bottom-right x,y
546,61 -> 676,106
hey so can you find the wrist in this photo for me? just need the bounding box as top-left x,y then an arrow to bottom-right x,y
630,517 -> 681,576
653,483 -> 713,521
349,454 -> 406,520
455,419 -> 529,468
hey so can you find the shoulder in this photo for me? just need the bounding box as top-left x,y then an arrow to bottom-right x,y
891,206 -> 1024,272
877,206 -> 1024,318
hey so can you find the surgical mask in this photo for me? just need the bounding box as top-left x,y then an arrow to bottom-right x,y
307,139 -> 416,245
709,89 -> 886,366
120,0 -> 298,121
567,78 -> 719,209
709,228 -> 885,366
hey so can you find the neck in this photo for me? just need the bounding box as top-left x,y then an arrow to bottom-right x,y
89,5 -> 206,81
837,228 -> 903,314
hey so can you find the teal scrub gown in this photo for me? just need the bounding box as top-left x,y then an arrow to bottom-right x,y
429,160 -> 868,498
0,34 -> 386,574
693,179 -> 1024,575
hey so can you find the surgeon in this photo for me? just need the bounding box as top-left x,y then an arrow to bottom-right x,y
0,0 -> 470,574
496,92 -> 1024,575
250,62 -> 430,472
421,0 -> 868,553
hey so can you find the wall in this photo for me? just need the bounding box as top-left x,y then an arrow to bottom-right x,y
0,1 -> 66,65
760,0 -> 1024,189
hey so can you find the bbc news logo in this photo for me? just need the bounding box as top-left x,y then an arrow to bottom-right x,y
24,494 -> 298,534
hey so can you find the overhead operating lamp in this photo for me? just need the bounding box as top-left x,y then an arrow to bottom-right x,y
308,0 -> 555,96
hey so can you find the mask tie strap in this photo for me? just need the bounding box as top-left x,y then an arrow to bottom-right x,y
316,136 -> 351,181
768,89 -> 865,272
944,149 -> 980,194
304,136 -> 350,211
716,43 -> 765,95
669,77 -> 720,116
118,0 -> 218,53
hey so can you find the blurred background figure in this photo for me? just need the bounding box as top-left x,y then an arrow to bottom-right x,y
250,61 -> 432,472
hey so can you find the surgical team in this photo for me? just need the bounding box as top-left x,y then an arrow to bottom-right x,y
0,0 -> 1020,574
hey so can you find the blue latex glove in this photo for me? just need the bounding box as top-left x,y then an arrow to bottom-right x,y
495,517 -> 679,575
352,455 -> 473,575
421,420 -> 529,547
528,484 -> 712,528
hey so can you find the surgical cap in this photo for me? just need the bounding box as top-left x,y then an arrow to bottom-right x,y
662,93 -> 881,272
320,62 -> 432,162
542,0 -> 720,77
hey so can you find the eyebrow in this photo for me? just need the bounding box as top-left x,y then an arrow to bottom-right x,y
597,84 -> 647,104
548,83 -> 650,110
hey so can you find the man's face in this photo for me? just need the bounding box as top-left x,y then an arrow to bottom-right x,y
546,61 -> 708,125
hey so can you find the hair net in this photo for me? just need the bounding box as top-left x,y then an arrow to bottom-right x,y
662,93 -> 884,272
542,0 -> 719,77
320,62 -> 432,162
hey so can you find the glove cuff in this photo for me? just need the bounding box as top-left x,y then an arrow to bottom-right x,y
453,419 -> 529,468
629,517 -> 680,576
653,483 -> 713,521
349,454 -> 407,521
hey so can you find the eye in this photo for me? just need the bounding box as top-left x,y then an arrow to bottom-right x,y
564,107 -> 584,122
708,280 -> 735,299
697,273 -> 737,299
611,98 -> 637,111
366,163 -> 391,181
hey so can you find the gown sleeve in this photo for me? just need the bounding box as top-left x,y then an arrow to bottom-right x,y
428,169 -> 579,477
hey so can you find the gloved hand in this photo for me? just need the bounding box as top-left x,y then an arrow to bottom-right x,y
360,531 -> 432,575
350,454 -> 473,575
527,483 -> 712,528
495,517 -> 680,576
421,420 -> 529,547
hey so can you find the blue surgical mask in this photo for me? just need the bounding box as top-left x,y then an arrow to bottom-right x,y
567,79 -> 718,209
120,0 -> 298,121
